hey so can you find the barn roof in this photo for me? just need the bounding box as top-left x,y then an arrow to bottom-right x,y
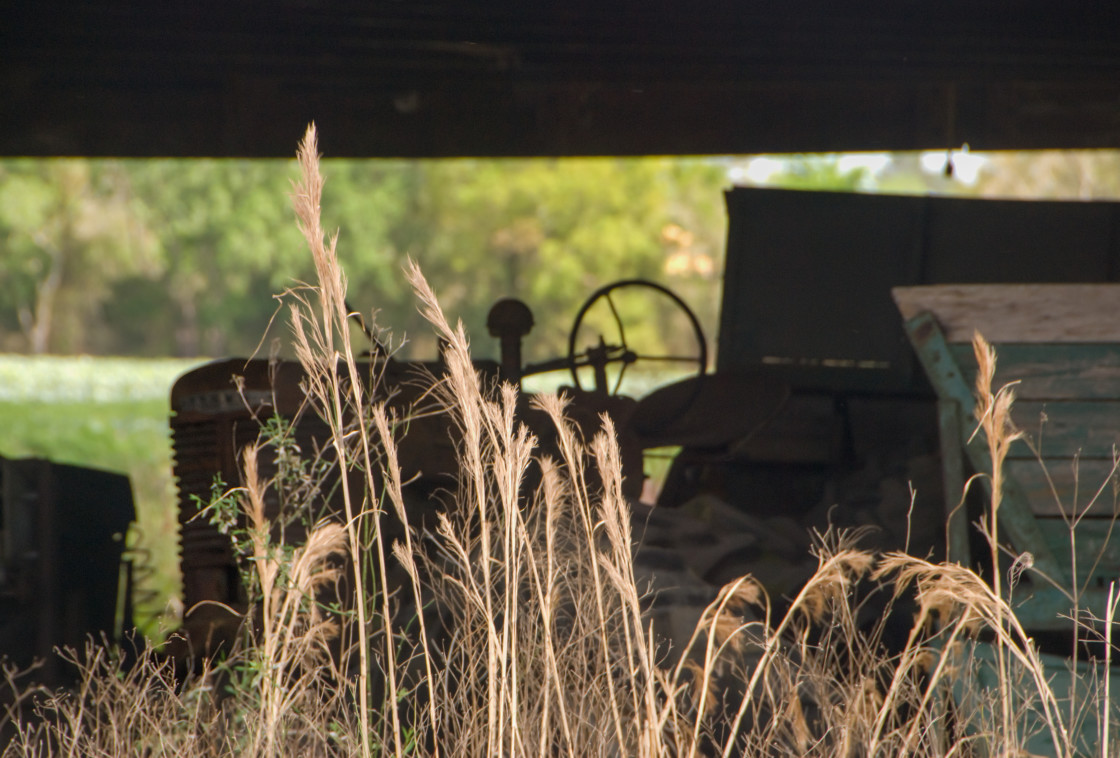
4,2 -> 1120,157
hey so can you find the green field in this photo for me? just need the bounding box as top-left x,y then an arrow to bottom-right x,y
0,355 -> 208,637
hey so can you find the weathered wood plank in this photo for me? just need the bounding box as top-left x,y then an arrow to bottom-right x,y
939,399 -> 972,564
1037,517 -> 1120,586
1002,401 -> 1120,459
1006,459 -> 1120,517
893,285 -> 1120,343
1013,586 -> 1118,630
948,343 -> 1120,400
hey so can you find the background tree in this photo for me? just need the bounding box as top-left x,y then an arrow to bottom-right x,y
0,156 -> 731,361
384,157 -> 728,364
972,150 -> 1120,200
120,160 -> 309,356
0,160 -> 160,353
19,150 -> 1115,363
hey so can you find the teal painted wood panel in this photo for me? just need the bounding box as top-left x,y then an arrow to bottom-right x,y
948,343 -> 1120,400
1007,459 -> 1120,518
1004,401 -> 1120,459
1037,517 -> 1120,587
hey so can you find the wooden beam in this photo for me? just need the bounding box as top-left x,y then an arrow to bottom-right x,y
4,2 -> 1120,157
893,285 -> 1120,344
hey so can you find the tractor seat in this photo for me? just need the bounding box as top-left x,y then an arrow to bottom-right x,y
628,371 -> 791,451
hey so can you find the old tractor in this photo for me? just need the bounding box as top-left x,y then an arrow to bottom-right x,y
170,278 -> 711,643
170,186 -> 1120,661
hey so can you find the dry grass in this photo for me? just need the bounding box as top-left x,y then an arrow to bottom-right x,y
4,125 -> 1118,757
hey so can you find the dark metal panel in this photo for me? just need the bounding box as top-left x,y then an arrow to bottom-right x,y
922,200 -> 1119,283
0,456 -> 134,683
718,188 -> 927,388
718,188 -> 1120,392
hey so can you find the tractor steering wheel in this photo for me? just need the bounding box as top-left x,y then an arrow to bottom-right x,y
567,279 -> 707,395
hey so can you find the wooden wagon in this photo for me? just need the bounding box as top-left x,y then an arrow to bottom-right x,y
895,284 -> 1120,754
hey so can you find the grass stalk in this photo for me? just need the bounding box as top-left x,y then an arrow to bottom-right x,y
971,332 -> 1023,752
1104,582 -> 1117,757
291,123 -> 395,758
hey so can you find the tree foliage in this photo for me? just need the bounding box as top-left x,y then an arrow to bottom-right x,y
972,150 -> 1120,200
0,160 -> 160,353
7,150 -> 1114,359
0,157 -> 728,361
